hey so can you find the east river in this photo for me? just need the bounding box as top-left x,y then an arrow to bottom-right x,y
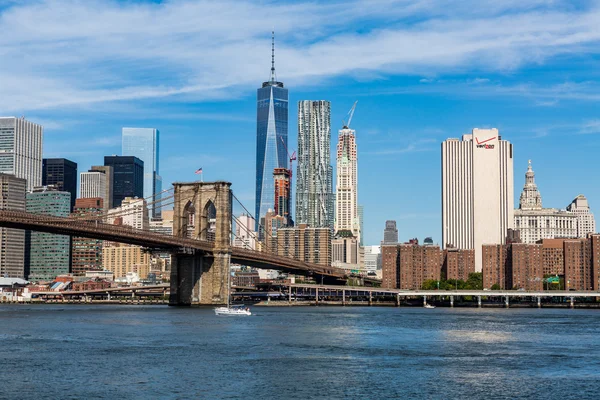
1,305 -> 599,399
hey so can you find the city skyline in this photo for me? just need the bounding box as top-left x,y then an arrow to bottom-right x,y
1,1 -> 600,245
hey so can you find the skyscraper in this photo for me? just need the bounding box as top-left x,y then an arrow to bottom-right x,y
103,156 -> 144,208
273,168 -> 291,224
42,158 -> 78,211
122,128 -> 162,217
358,205 -> 364,247
89,165 -> 113,209
335,122 -> 359,240
566,195 -> 596,238
0,117 -> 43,191
296,100 -> 333,230
25,186 -> 71,281
0,173 -> 26,278
383,220 -> 398,244
256,32 -> 288,233
442,128 -> 514,272
80,170 -> 107,202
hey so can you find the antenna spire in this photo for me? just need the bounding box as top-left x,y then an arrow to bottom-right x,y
270,30 -> 276,82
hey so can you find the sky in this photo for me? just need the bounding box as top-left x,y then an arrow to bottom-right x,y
0,0 -> 599,246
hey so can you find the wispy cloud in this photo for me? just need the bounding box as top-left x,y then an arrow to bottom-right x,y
1,0 -> 600,112
579,120 -> 600,134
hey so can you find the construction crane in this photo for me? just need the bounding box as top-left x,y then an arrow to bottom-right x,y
280,136 -> 296,179
342,101 -> 358,129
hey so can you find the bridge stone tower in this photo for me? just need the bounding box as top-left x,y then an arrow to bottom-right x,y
170,181 -> 232,306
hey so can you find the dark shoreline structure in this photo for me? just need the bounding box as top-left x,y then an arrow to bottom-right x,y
6,283 -> 600,309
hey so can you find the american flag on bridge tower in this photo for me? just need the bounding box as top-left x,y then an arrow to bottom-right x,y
195,167 -> 203,174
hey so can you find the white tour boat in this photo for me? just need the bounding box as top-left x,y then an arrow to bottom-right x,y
214,270 -> 251,316
424,303 -> 436,309
214,305 -> 251,316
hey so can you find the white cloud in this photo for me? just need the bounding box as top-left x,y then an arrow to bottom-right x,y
0,0 -> 599,112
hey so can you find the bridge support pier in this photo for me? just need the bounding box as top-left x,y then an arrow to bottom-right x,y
537,296 -> 541,308
315,288 -> 319,305
169,181 -> 232,306
396,293 -> 400,307
288,285 -> 292,305
478,296 -> 482,308
107,292 -> 111,301
369,291 -> 373,306
342,289 -> 346,306
450,295 -> 454,308
570,296 -> 574,309
423,296 -> 427,307
505,296 -> 510,308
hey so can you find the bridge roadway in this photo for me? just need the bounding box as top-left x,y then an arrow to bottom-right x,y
0,210 -> 363,282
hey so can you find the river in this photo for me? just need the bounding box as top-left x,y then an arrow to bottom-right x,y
1,305 -> 599,399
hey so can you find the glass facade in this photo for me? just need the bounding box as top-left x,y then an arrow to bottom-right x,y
42,158 -> 78,211
103,156 -> 144,208
122,128 -> 161,217
256,82 -> 288,233
25,188 -> 71,281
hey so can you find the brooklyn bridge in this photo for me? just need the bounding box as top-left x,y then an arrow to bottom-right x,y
0,181 -> 376,305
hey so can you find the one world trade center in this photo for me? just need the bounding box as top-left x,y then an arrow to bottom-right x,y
255,32 -> 288,235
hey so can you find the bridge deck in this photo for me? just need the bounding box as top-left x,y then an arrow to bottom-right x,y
0,210 -> 371,282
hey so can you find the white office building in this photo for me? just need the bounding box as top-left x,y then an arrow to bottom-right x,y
106,197 -> 149,230
0,117 -> 43,191
233,214 -> 257,250
363,245 -> 381,273
335,124 -> 360,240
566,195 -> 596,238
442,128 -> 514,272
80,171 -> 107,202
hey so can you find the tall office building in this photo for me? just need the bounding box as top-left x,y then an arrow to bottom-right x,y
90,165 -> 113,209
80,170 -> 107,202
273,168 -> 291,224
0,117 -> 43,191
233,214 -> 257,250
566,195 -> 596,238
442,128 -> 514,272
335,123 -> 360,240
71,198 -> 104,275
256,32 -> 288,233
296,100 -> 333,230
358,205 -> 364,246
42,158 -> 77,211
103,156 -> 144,208
0,174 -> 26,278
122,128 -> 162,218
383,220 -> 398,244
25,186 -> 71,281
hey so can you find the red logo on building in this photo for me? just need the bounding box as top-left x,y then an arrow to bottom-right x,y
476,136 -> 496,149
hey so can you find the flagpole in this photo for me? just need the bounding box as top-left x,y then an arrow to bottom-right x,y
201,170 -> 203,183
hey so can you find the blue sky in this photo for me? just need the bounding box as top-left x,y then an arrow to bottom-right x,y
1,0 -> 599,245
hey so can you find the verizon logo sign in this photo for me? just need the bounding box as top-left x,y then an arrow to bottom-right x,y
476,136 -> 496,149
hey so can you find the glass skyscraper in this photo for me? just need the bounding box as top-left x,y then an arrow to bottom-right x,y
122,128 -> 161,217
25,187 -> 71,281
256,33 -> 288,234
296,100 -> 333,230
103,156 -> 144,208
